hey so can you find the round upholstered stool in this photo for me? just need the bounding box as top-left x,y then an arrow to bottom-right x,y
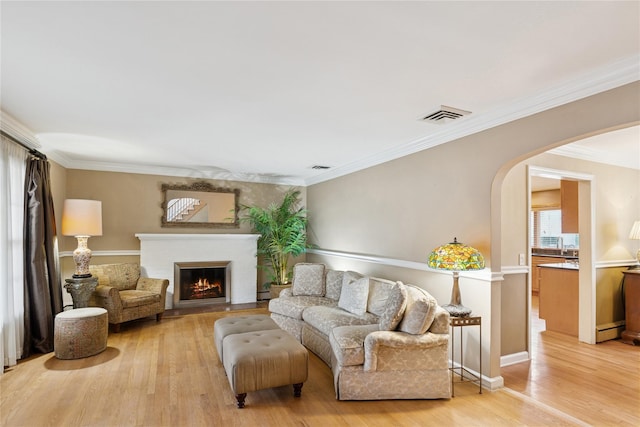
54,307 -> 108,359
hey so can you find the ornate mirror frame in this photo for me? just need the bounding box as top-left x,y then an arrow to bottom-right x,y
161,182 -> 240,228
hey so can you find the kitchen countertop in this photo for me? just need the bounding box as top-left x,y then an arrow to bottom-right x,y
532,253 -> 579,260
539,262 -> 579,270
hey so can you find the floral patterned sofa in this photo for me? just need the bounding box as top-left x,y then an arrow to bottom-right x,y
269,263 -> 451,400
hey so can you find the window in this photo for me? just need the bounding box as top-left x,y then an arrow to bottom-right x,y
530,209 -> 579,248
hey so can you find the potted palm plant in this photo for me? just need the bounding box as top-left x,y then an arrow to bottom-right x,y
240,189 -> 310,299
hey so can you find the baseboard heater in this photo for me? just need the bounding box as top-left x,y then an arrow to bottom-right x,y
595,320 -> 625,343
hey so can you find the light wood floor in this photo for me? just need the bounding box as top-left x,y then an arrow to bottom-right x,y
1,302 -> 639,426
501,296 -> 640,426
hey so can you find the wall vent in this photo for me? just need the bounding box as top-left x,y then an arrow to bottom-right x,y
311,165 -> 331,170
422,106 -> 471,124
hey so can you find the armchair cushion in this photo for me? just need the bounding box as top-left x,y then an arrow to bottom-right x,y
292,263 -> 325,296
119,290 -> 161,308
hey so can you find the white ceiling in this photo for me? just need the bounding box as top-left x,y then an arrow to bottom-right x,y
1,1 -> 639,186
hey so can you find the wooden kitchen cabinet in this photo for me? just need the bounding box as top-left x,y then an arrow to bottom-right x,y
531,256 -> 562,294
539,265 -> 579,337
561,179 -> 578,233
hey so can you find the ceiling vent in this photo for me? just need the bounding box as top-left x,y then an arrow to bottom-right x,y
311,165 -> 331,170
422,106 -> 471,124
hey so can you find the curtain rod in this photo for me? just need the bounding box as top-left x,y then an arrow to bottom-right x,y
1,130 -> 47,160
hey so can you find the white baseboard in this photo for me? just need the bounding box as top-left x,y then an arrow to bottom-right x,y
500,351 -> 530,367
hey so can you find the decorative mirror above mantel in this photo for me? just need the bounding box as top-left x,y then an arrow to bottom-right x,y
161,182 -> 240,228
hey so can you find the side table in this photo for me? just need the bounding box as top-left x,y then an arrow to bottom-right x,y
450,315 -> 482,397
64,276 -> 98,308
621,269 -> 640,345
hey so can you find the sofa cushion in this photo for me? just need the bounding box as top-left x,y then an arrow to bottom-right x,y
378,282 -> 408,331
292,263 -> 325,296
338,276 -> 370,316
330,324 -> 380,367
325,270 -> 344,301
269,295 -> 337,320
398,284 -> 439,335
302,306 -> 379,337
367,277 -> 397,316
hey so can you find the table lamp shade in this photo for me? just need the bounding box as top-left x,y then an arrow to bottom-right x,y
428,238 -> 485,317
428,238 -> 485,271
62,199 -> 102,278
62,199 -> 103,237
630,220 -> 640,264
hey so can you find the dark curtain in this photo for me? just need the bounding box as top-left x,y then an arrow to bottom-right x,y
22,156 -> 63,357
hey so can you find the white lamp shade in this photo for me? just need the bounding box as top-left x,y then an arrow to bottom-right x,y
629,221 -> 640,240
62,199 -> 103,236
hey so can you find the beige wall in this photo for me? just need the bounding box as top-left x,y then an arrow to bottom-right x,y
52,169 -> 302,287
307,81 -> 640,381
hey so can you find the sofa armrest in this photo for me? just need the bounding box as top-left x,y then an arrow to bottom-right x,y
277,287 -> 293,298
93,284 -> 123,320
428,306 -> 450,335
364,330 -> 449,372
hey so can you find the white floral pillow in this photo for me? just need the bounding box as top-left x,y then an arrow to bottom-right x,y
338,276 -> 370,316
398,284 -> 437,335
378,281 -> 408,330
292,263 -> 325,296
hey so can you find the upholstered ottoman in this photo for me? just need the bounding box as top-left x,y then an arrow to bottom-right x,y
222,329 -> 308,408
54,307 -> 108,359
214,314 -> 280,363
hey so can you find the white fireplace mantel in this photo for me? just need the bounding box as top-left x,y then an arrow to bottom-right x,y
136,233 -> 259,307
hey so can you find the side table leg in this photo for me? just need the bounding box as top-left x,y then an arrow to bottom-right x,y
235,393 -> 246,409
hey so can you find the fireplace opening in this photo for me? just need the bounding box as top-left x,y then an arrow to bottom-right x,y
174,261 -> 230,307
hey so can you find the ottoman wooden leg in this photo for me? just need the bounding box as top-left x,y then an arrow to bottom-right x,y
235,393 -> 247,409
293,383 -> 303,397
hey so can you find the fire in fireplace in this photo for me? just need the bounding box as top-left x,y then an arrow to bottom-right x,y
174,261 -> 230,307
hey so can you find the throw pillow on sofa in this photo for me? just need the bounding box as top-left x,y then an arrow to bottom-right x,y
325,270 -> 345,300
398,283 -> 438,334
367,277 -> 397,316
378,281 -> 408,330
292,263 -> 325,296
338,276 -> 369,316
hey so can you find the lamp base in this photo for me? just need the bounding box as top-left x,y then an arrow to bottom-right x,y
442,303 -> 472,318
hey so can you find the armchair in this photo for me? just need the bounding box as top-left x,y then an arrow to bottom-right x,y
89,263 -> 169,332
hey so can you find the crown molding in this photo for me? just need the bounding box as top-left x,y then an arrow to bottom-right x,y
548,143 -> 640,170
49,154 -> 306,186
0,110 -> 41,150
305,55 -> 640,186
